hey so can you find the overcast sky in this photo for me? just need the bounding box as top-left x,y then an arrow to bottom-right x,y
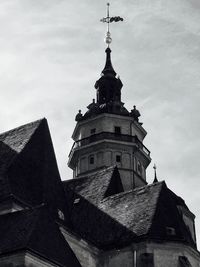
0,0 -> 200,245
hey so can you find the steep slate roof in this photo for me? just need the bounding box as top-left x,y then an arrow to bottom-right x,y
0,119 -> 196,255
0,119 -> 41,175
0,120 -> 41,200
99,181 -> 196,247
98,181 -> 163,237
63,186 -> 136,250
64,175 -> 196,249
0,207 -> 81,267
63,166 -> 124,205
0,119 -> 70,222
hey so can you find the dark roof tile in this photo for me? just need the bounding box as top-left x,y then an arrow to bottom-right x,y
0,207 -> 81,267
63,166 -> 123,205
64,187 -> 135,250
0,119 -> 42,176
98,181 -> 163,236
0,119 -> 70,223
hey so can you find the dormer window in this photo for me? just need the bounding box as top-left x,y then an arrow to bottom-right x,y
74,198 -> 80,204
114,126 -> 121,134
58,209 -> 65,220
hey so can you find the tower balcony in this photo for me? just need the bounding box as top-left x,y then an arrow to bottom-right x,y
68,132 -> 150,165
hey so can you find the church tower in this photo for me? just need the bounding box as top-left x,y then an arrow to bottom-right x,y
68,5 -> 151,190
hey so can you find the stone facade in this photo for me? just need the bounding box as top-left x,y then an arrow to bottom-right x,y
0,251 -> 61,267
62,227 -> 200,267
69,113 -> 151,190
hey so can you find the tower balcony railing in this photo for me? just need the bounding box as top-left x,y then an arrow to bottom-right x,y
69,132 -> 150,158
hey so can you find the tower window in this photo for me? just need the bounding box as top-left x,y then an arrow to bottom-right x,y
166,227 -> 176,236
114,126 -> 121,134
116,155 -> 121,163
137,161 -> 142,175
89,156 -> 94,165
90,128 -> 96,134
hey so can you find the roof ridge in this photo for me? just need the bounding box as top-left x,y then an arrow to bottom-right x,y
145,182 -> 165,234
0,118 -> 45,138
84,165 -> 116,177
63,165 -> 116,184
101,181 -> 165,202
3,119 -> 45,173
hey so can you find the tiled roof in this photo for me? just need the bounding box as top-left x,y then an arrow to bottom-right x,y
0,207 -> 81,267
0,120 -> 42,202
64,173 -> 163,248
64,186 -> 136,250
0,120 -> 41,154
0,119 -> 196,254
98,181 -> 196,247
64,176 -> 196,249
0,119 -> 41,175
98,182 -> 163,236
0,119 -> 70,222
63,166 -> 123,205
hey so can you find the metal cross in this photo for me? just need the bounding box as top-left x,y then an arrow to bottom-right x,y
100,3 -> 123,46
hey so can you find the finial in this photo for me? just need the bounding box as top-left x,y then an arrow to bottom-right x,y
153,164 -> 158,183
100,3 -> 123,47
131,105 -> 141,122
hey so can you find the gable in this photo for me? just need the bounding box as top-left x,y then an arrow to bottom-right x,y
0,119 -> 69,222
99,182 -> 163,237
0,120 -> 42,202
64,186 -> 135,250
149,184 -> 196,248
63,166 -> 123,205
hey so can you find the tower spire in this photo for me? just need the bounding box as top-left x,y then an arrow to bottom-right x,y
153,164 -> 158,183
100,3 -> 124,77
102,47 -> 116,76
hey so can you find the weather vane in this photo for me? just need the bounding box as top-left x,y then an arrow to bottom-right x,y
100,3 -> 123,46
